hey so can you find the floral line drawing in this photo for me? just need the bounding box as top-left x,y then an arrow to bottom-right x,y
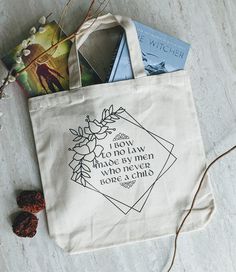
68,105 -> 125,187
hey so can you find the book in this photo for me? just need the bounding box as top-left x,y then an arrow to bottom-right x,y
1,21 -> 101,97
108,21 -> 190,82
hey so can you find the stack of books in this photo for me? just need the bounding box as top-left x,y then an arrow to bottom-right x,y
1,20 -> 190,97
107,21 -> 190,82
1,21 -> 101,97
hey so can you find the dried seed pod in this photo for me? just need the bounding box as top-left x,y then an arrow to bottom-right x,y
8,75 -> 16,82
38,26 -> 45,33
23,49 -> 31,56
29,26 -> 36,35
17,190 -> 45,213
16,56 -> 22,64
12,212 -> 38,238
21,40 -> 28,49
38,16 -> 46,25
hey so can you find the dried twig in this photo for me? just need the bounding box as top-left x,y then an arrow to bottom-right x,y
15,0 -> 95,77
0,67 -> 16,99
51,0 -> 74,45
92,0 -> 110,18
166,145 -> 236,271
0,0 -> 100,98
0,74 -> 10,99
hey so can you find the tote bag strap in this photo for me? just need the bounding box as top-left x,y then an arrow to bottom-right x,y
68,13 -> 146,90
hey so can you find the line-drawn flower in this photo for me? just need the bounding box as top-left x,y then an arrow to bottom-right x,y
68,105 -> 125,187
73,138 -> 104,162
84,120 -> 109,140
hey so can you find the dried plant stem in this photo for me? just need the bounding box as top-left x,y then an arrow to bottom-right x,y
89,0 -> 107,18
0,0 -> 108,98
166,145 -> 236,272
0,76 -> 9,98
93,0 -> 110,17
0,67 -> 15,98
51,0 -> 74,45
46,12 -> 53,20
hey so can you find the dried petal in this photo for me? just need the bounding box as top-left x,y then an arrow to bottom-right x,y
38,16 -> 46,25
23,49 -> 31,56
38,26 -> 45,33
29,26 -> 36,35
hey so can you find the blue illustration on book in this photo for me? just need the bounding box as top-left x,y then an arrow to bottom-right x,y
108,21 -> 190,82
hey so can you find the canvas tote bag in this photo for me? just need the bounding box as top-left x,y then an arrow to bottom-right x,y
28,13 -> 215,254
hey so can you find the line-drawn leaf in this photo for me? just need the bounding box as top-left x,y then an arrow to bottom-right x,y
69,129 -> 78,135
109,105 -> 113,114
82,172 -> 91,178
78,127 -> 83,136
111,114 -> 119,120
104,119 -> 115,123
76,172 -> 82,180
105,109 -> 109,118
116,108 -> 125,114
74,163 -> 82,172
80,177 -> 87,187
102,109 -> 106,119
73,136 -> 82,142
82,163 -> 91,172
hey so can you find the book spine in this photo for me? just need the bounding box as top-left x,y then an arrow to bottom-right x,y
105,31 -> 124,83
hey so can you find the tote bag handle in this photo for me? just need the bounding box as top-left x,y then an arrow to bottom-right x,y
68,13 -> 146,90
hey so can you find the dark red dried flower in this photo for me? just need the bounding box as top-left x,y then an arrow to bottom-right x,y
16,190 -> 45,213
12,212 -> 38,238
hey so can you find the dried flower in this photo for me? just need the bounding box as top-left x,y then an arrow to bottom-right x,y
23,49 -> 31,56
38,16 -> 46,25
38,26 -> 46,33
29,26 -> 36,35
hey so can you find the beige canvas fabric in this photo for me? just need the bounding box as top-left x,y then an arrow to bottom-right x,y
28,13 -> 215,254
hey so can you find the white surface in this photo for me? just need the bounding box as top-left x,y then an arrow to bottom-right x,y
0,0 -> 236,271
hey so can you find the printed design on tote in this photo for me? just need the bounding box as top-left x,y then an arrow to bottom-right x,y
68,106 -> 125,187
68,105 -> 177,215
113,132 -> 130,141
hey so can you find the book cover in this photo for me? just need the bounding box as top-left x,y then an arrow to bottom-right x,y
1,21 -> 101,97
108,21 -> 190,82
